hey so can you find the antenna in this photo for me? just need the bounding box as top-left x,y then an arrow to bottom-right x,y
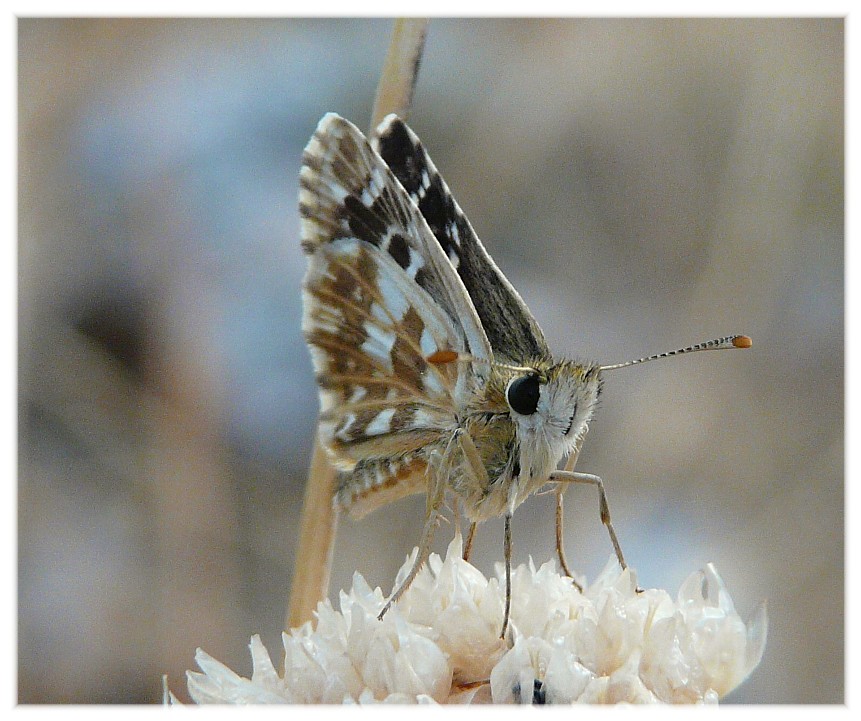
599,335 -> 751,372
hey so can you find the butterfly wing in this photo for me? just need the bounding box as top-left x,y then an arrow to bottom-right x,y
300,113 -> 492,515
372,115 -> 552,363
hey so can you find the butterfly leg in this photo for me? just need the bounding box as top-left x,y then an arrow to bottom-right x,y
377,503 -> 442,621
554,444 -> 584,586
502,513 -> 513,639
455,429 -> 513,638
377,443 -> 453,621
548,470 -> 629,572
554,488 -> 583,592
455,427 -> 484,565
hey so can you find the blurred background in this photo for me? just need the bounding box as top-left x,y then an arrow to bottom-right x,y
18,18 -> 842,704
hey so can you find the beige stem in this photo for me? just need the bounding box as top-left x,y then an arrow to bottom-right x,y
285,437 -> 338,631
286,17 -> 430,633
370,19 -> 429,129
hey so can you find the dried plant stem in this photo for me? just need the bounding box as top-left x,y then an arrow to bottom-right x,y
285,437 -> 338,630
371,19 -> 429,129
286,18 -> 430,631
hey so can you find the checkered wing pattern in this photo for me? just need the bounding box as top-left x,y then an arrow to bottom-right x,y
372,115 -> 551,363
299,113 -> 492,515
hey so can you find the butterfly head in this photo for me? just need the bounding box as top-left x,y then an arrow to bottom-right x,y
503,359 -> 602,457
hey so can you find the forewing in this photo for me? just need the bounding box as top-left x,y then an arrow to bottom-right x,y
372,115 -> 551,362
299,114 -> 490,511
301,113 -> 491,363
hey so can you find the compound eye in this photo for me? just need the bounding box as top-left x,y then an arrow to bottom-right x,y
507,374 -> 541,415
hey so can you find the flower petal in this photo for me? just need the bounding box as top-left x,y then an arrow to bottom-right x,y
182,537 -> 766,705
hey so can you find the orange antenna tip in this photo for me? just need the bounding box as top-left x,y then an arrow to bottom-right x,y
732,335 -> 752,349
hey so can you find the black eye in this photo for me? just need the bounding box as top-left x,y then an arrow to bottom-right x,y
507,374 -> 540,415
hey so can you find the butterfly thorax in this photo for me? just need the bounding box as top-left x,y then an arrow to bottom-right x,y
455,357 -> 602,521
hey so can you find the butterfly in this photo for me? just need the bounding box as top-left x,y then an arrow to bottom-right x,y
298,112 -> 750,637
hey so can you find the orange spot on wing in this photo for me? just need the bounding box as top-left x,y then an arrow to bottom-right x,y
426,349 -> 459,365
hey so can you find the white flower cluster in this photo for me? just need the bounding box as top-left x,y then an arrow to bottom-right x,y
180,536 -> 766,704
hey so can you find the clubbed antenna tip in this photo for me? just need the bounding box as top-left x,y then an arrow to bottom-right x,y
600,335 -> 752,372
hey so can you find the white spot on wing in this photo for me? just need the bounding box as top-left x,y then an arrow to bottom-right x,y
330,183 -> 349,203
404,237 -> 426,279
422,370 -> 444,396
318,390 -> 337,413
371,167 -> 387,193
375,279 -> 409,322
365,408 -> 395,436
412,408 -> 436,428
420,326 -> 436,356
348,386 -> 367,404
335,413 -> 356,441
361,324 -> 396,368
450,222 -> 461,246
